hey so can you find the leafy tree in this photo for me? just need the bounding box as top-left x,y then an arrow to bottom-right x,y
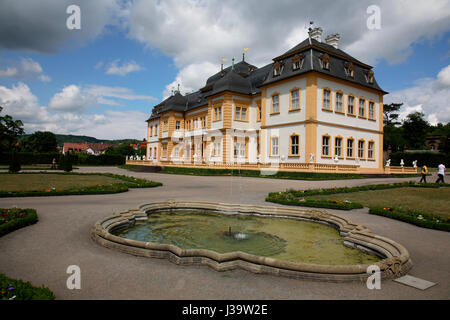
19,131 -> 58,153
104,143 -> 135,157
0,106 -> 25,153
402,112 -> 430,149
137,146 -> 146,157
383,102 -> 403,126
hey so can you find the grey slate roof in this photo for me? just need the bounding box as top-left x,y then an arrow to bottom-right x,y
147,35 -> 386,121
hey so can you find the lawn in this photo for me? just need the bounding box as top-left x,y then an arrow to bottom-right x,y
0,174 -> 123,192
0,172 -> 162,197
308,187 -> 450,219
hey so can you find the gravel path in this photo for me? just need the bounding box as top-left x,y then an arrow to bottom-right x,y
0,167 -> 448,299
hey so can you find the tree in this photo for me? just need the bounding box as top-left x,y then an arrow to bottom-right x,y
383,102 -> 403,126
383,102 -> 404,151
402,112 -> 430,150
0,106 -> 25,153
19,131 -> 58,153
104,143 -> 135,157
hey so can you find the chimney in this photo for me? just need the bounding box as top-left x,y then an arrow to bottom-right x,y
309,27 -> 323,42
325,33 -> 340,49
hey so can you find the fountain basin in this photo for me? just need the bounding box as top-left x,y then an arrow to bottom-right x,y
91,201 -> 412,282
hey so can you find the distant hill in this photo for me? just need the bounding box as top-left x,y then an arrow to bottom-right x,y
20,133 -> 142,147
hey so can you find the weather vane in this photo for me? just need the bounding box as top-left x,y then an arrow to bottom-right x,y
242,48 -> 248,61
221,58 -> 227,71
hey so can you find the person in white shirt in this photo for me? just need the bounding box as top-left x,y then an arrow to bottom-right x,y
435,163 -> 446,183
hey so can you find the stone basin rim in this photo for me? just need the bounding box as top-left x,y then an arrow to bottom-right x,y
91,200 -> 412,282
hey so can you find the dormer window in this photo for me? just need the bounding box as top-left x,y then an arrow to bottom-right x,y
344,62 -> 354,78
320,53 -> 330,70
292,54 -> 304,71
365,70 -> 374,84
273,61 -> 283,77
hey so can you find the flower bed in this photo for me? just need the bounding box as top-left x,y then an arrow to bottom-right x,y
0,273 -> 55,300
369,207 -> 450,232
265,193 -> 363,210
0,208 -> 38,237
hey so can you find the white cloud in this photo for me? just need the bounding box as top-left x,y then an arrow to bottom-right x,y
436,64 -> 450,88
48,85 -> 96,112
0,67 -> 18,77
163,62 -> 218,99
385,64 -> 450,125
0,58 -> 51,82
86,85 -> 155,101
105,60 -> 144,76
0,82 -> 148,139
124,0 -> 450,100
48,84 -> 156,113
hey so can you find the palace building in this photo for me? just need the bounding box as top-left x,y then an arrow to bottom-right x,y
134,27 -> 404,174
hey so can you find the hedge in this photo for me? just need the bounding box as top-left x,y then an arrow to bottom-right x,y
265,193 -> 364,210
158,166 -> 364,180
0,152 -> 125,166
0,273 -> 55,300
369,207 -> 450,232
0,208 -> 38,237
389,151 -> 450,167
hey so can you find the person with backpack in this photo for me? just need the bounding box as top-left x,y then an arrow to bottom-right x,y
419,165 -> 428,183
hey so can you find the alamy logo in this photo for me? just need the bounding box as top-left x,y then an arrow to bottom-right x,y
66,5 -> 81,30
366,5 -> 381,30
66,265 -> 81,289
366,265 -> 381,289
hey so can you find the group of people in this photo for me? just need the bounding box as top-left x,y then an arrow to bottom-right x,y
419,163 -> 446,183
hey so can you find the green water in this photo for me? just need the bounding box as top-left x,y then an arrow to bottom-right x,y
113,210 -> 380,265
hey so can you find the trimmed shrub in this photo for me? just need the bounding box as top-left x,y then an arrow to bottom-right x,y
0,273 -> 55,300
159,166 -> 364,180
8,151 -> 21,173
265,193 -> 364,210
369,207 -> 450,232
63,154 -> 73,172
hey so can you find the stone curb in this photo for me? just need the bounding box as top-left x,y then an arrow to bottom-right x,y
91,200 -> 412,282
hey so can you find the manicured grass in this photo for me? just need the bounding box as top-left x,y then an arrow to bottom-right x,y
308,187 -> 450,219
0,173 -> 121,191
266,182 -> 450,231
0,172 -> 162,197
1,273 -> 55,300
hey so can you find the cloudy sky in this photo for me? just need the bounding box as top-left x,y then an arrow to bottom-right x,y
0,0 -> 449,139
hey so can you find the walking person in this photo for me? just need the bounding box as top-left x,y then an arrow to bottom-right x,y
419,165 -> 428,183
435,163 -> 446,184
